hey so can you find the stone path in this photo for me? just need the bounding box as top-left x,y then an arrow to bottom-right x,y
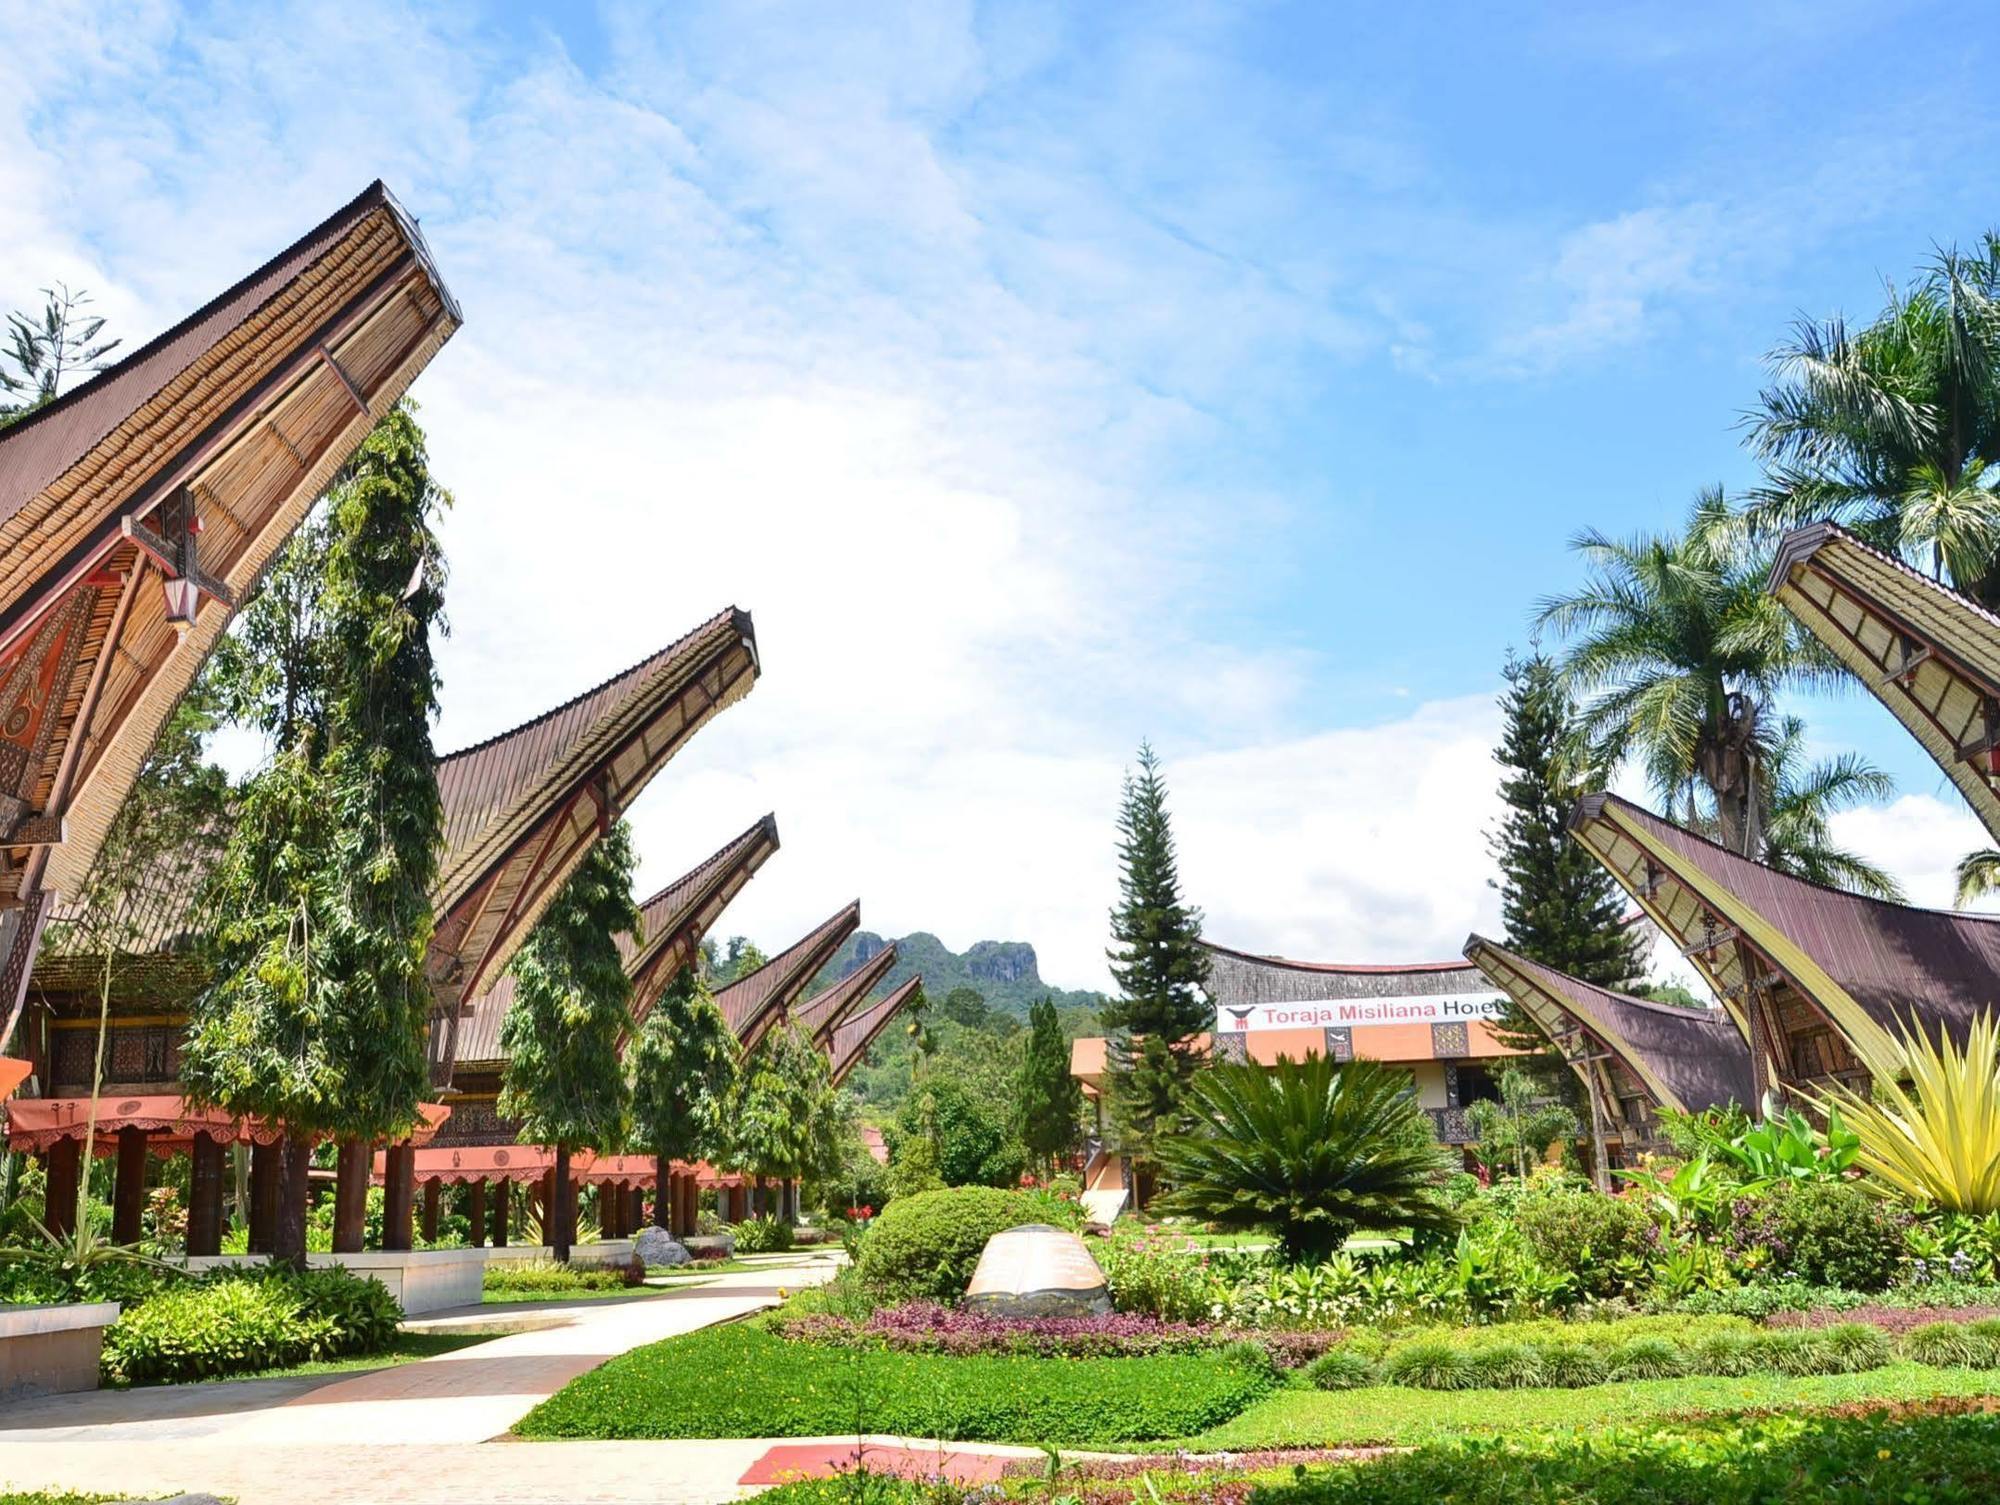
0,1257 -> 860,1504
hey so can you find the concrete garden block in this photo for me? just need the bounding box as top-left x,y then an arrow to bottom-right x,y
0,1301 -> 120,1400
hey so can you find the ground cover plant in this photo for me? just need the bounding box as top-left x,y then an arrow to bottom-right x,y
481,1255 -> 644,1300
101,1264 -> 401,1385
514,1320 -> 1276,1444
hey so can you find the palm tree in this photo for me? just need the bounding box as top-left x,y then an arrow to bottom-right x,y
1154,1055 -> 1457,1263
1537,488 -> 1837,859
1753,716 -> 1903,900
1740,238 -> 2000,605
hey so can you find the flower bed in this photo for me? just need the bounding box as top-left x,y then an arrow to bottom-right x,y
770,1300 -> 1344,1369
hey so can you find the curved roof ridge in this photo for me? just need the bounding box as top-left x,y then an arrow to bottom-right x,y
714,899 -> 862,1037
1574,790 -> 2000,929
438,606 -> 746,766
1200,939 -> 1470,975
632,813 -> 778,942
795,941 -> 898,1040
1769,520 -> 2000,635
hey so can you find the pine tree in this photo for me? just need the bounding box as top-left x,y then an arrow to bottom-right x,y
1013,997 -> 1082,1173
1103,742 -> 1211,1200
182,405 -> 448,1267
1489,653 -> 1644,994
497,822 -> 641,1261
629,965 -> 739,1228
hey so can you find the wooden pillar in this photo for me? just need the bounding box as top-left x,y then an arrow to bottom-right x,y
632,1185 -> 646,1235
421,1180 -> 441,1244
186,1132 -> 226,1258
678,1176 -> 697,1238
382,1142 -> 415,1252
332,1139 -> 369,1253
42,1138 -> 80,1241
248,1140 -> 279,1253
467,1179 -> 487,1248
598,1180 -> 617,1238
653,1153 -> 672,1230
112,1126 -> 150,1244
492,1180 -> 509,1247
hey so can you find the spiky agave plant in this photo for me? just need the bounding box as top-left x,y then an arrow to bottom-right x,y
1809,1011 -> 2000,1214
1152,1054 -> 1458,1263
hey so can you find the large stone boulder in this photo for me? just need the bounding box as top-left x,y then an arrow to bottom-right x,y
634,1225 -> 691,1268
962,1223 -> 1112,1318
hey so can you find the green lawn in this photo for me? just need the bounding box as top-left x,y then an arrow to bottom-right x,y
116,1329 -> 492,1388
649,1258 -> 766,1276
1182,1362 -> 2000,1449
515,1321 -> 1274,1445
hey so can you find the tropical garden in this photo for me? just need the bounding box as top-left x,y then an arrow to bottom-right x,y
506,235 -> 2000,1501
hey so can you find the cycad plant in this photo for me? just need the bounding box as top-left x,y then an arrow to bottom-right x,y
1154,1055 -> 1458,1263
1809,1011 -> 2000,1214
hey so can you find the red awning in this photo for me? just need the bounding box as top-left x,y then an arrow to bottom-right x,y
0,1058 -> 30,1101
4,1095 -> 283,1154
4,1096 -> 453,1155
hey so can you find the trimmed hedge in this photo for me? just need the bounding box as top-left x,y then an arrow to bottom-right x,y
515,1320 -> 1275,1444
1307,1315 -> 1973,1391
853,1186 -> 1046,1304
102,1265 -> 401,1384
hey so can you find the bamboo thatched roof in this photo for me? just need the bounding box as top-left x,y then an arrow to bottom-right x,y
0,182 -> 459,1044
1770,521 -> 2000,844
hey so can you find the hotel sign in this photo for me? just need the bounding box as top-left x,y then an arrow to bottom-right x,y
1215,993 -> 1507,1032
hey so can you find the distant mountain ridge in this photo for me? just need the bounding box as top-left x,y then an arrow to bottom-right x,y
821,930 -> 1109,1018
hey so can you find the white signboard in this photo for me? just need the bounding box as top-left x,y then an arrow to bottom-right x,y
1215,993 -> 1508,1032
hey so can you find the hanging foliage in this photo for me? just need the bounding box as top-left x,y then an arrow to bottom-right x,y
497,821 -> 641,1154
182,404 -> 450,1148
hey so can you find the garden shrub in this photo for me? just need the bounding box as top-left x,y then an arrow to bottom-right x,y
1535,1341 -> 1609,1388
1743,1180 -> 1905,1291
1305,1347 -> 1378,1390
483,1256 -> 640,1295
1512,1188 -> 1654,1298
1749,1329 -> 1841,1377
1900,1320 -> 2000,1368
854,1187 -> 1042,1304
101,1264 -> 399,1384
1382,1337 -> 1474,1390
515,1321 -> 1274,1444
1606,1335 -> 1685,1381
1687,1330 -> 1760,1377
732,1215 -> 795,1254
1465,1340 -> 1542,1389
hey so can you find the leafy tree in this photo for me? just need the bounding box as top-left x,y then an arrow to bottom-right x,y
1740,237 -> 2000,605
1103,742 -> 1211,1199
886,1076 -> 1022,1190
629,966 -> 739,1227
1539,489 -> 1853,863
937,986 -> 994,1028
728,1021 -> 837,1217
182,406 -> 448,1266
1488,652 -> 1645,992
1155,1055 -> 1458,1263
1013,998 -> 1082,1172
497,823 -> 641,1261
1465,1068 -> 1578,1180
702,935 -> 768,985
1755,717 -> 1901,898
0,284 -> 121,426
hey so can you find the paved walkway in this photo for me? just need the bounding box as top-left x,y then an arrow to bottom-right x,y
0,1257 -> 856,1504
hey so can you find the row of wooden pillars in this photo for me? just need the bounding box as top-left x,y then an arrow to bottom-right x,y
38,1131 -> 754,1253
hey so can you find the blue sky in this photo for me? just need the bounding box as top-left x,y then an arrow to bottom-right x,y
6,1 -> 1998,986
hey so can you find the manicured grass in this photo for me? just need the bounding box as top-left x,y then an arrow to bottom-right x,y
114,1328 -> 493,1387
515,1321 -> 1275,1445
482,1284 -> 665,1305
1183,1361 -> 2000,1449
649,1258 -> 767,1276
0,1493 -> 122,1505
